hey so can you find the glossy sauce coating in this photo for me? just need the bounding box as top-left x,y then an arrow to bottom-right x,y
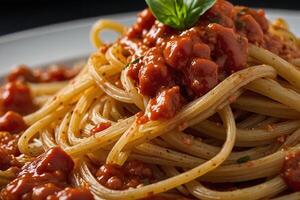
0,111 -> 26,133
149,86 -> 182,120
0,131 -> 20,156
282,151 -> 300,191
0,147 -> 19,171
0,131 -> 21,170
0,81 -> 35,115
0,147 -> 94,200
96,160 -> 153,190
123,0 -> 298,121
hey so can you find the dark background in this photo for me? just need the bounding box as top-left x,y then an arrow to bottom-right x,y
1,0 -> 300,36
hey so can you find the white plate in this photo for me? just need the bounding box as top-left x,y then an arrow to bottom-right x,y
0,9 -> 299,75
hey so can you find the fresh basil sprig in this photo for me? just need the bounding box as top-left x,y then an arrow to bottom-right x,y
145,0 -> 216,30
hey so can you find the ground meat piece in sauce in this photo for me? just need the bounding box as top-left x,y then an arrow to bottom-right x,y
0,147 -> 94,200
52,187 -> 94,200
164,36 -> 197,70
281,151 -> 300,191
122,0 -> 300,121
149,86 -> 182,120
186,59 -> 218,97
207,23 -> 248,73
232,7 -> 268,45
127,9 -> 156,39
236,14 -> 264,43
0,148 -> 19,171
144,22 -> 175,47
0,111 -> 26,133
0,131 -> 20,170
235,7 -> 269,33
96,160 -> 153,190
202,0 -> 234,28
138,48 -> 173,97
0,131 -> 20,156
0,81 -> 35,115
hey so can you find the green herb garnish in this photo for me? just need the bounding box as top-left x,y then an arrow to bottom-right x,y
237,155 -> 251,164
124,56 -> 144,68
145,0 -> 217,30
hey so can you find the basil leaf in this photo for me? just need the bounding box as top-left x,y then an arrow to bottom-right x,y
145,0 -> 216,30
185,0 -> 216,27
145,0 -> 187,30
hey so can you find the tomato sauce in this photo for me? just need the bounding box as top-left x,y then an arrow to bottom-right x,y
0,147 -> 94,200
122,0 -> 300,121
0,1 -> 299,198
149,86 -> 182,120
7,65 -> 80,83
0,111 -> 26,133
91,121 -> 111,134
0,131 -> 20,156
0,148 -> 19,171
0,130 -> 21,177
142,196 -> 195,200
96,160 -> 153,190
0,81 -> 35,115
281,151 -> 300,191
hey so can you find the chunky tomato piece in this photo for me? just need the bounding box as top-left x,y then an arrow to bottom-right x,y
0,111 -> 26,133
0,81 -> 35,115
237,14 -> 264,43
54,187 -> 94,200
121,0 -> 300,121
186,58 -> 219,97
208,23 -> 248,72
138,48 -> 172,97
164,36 -> 194,70
149,86 -> 182,120
127,9 -> 156,39
96,160 -> 153,190
0,147 -> 93,200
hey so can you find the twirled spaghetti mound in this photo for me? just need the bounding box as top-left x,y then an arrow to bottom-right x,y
1,0 -> 300,199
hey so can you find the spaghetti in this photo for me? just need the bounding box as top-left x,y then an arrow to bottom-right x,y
1,0 -> 300,199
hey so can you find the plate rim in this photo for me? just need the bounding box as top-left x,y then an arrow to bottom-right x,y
0,11 -> 137,45
1,8 -> 300,44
